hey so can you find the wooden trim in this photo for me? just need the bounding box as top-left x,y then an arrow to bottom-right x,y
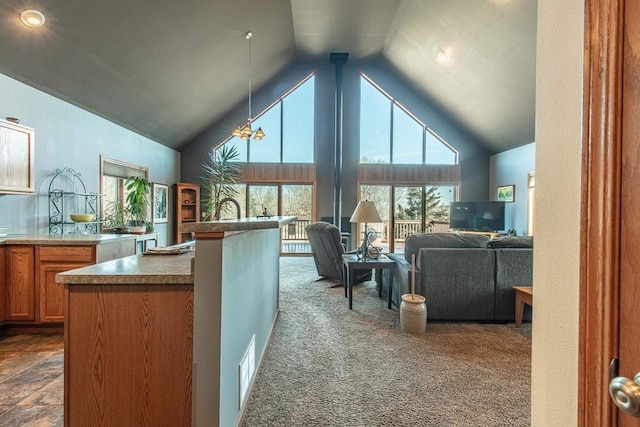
357,164 -> 460,185
240,163 -> 316,183
579,0 -> 624,425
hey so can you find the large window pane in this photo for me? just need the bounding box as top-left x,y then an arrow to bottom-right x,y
248,185 -> 278,217
360,185 -> 390,253
283,77 -> 314,163
424,185 -> 456,225
426,130 -> 456,164
360,79 -> 391,163
392,105 -> 423,164
249,103 -> 282,163
281,184 -> 313,253
226,137 -> 248,162
394,187 -> 423,253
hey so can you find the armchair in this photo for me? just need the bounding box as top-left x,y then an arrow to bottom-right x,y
306,221 -> 371,284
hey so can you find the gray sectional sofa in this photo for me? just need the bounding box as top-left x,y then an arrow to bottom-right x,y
383,233 -> 533,322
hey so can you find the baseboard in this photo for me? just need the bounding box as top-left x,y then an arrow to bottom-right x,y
0,323 -> 63,336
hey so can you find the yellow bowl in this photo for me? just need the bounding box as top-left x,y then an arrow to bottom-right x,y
70,213 -> 95,222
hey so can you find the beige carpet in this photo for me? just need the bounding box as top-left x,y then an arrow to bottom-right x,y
240,257 -> 531,427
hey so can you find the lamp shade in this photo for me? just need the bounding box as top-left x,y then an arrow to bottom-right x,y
350,200 -> 382,223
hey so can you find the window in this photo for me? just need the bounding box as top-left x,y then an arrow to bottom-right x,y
224,74 -> 315,163
226,183 -> 313,254
359,74 -> 458,165
100,156 -> 148,231
360,184 -> 457,253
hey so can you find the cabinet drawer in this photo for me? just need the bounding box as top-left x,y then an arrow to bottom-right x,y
39,246 -> 95,263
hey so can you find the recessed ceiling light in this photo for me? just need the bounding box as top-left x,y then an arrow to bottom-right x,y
436,49 -> 449,62
20,9 -> 46,28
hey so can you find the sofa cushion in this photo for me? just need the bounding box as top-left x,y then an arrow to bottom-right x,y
487,236 -> 533,248
404,232 -> 490,262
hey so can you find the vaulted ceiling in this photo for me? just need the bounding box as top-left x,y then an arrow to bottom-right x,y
0,0 -> 536,154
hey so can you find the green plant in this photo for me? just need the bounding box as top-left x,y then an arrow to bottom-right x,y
201,145 -> 241,220
125,176 -> 151,225
103,199 -> 128,230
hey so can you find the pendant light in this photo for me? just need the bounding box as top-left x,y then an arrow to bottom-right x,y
233,31 -> 265,140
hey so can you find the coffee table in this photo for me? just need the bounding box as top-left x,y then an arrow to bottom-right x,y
341,254 -> 396,310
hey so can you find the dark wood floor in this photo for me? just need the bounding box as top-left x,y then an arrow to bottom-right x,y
0,333 -> 63,426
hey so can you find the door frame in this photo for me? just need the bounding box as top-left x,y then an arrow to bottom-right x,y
579,0 -> 624,424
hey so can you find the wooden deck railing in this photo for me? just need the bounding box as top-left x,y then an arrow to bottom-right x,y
281,218 -> 311,241
280,218 -> 449,245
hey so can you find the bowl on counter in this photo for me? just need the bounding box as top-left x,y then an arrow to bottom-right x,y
70,213 -> 95,222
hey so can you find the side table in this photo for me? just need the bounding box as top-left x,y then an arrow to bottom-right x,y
512,286 -> 533,327
342,254 -> 396,310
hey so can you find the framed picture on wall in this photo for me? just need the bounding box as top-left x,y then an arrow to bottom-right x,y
152,183 -> 168,223
497,184 -> 515,203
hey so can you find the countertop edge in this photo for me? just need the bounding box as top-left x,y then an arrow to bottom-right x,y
0,234 -> 138,245
56,253 -> 194,285
182,215 -> 297,234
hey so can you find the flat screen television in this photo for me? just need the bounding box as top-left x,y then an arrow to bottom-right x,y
449,201 -> 505,232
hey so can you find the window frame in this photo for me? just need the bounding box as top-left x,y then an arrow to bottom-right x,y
100,155 -> 149,232
360,73 -> 459,165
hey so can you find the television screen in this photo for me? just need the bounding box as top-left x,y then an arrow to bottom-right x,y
449,201 -> 505,232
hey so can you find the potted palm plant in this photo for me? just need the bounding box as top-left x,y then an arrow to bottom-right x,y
201,145 -> 241,220
124,176 -> 151,234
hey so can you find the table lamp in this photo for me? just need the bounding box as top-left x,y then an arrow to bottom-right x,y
349,200 -> 382,259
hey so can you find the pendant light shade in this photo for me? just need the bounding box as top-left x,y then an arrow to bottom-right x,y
232,31 -> 265,141
253,127 -> 265,140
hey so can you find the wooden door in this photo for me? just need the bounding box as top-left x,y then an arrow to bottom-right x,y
618,1 -> 640,425
580,0 -> 640,425
6,246 -> 35,320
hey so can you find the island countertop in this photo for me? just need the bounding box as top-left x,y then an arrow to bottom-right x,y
56,251 -> 195,285
0,233 -> 137,246
181,215 -> 297,234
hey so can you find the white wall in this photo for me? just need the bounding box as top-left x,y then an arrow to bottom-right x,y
532,0 -> 583,425
0,73 -> 180,246
489,142 -> 535,235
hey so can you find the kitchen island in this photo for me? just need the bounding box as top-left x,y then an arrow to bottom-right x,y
56,216 -> 295,427
183,216 -> 296,427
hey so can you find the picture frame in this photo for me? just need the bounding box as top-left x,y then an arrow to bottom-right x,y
152,183 -> 168,223
497,184 -> 515,203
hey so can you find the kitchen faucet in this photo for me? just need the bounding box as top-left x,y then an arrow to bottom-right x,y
214,197 -> 241,221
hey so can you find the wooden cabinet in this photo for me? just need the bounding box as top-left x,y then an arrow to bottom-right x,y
2,242 -> 133,326
37,246 -> 95,322
0,247 -> 5,323
0,119 -> 34,194
6,246 -> 35,320
174,183 -> 200,244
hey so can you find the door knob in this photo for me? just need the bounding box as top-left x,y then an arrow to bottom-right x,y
610,373 -> 640,416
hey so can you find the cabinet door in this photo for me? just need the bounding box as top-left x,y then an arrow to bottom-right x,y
0,247 -> 6,323
38,246 -> 94,322
39,262 -> 89,322
7,246 -> 35,320
0,120 -> 35,194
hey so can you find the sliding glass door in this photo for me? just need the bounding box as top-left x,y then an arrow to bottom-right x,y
360,184 -> 457,253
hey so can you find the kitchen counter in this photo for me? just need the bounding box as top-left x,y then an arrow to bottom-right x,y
0,233 -> 137,245
56,251 -> 194,285
59,249 -> 194,426
181,215 -> 296,234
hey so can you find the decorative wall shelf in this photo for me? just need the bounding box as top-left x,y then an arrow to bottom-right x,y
48,168 -> 101,234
